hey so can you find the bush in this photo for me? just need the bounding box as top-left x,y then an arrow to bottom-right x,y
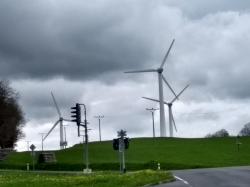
205,129 -> 229,138
239,123 -> 250,136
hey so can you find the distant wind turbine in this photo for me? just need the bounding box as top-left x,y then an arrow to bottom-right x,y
43,92 -> 72,149
125,39 -> 176,137
142,84 -> 189,137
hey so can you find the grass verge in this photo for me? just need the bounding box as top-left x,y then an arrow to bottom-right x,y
2,137 -> 250,171
0,169 -> 174,187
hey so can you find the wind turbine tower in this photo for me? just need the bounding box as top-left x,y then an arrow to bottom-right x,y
43,92 -> 71,149
125,39 -> 176,137
143,84 -> 189,137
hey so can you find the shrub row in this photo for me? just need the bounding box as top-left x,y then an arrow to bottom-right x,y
0,160 -> 209,171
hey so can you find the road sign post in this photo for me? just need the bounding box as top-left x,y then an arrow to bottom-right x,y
116,130 -> 129,173
236,135 -> 242,152
29,144 -> 36,171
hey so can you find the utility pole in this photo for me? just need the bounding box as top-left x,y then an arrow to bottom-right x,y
94,115 -> 104,142
39,133 -> 46,151
26,141 -> 30,152
146,108 -> 159,138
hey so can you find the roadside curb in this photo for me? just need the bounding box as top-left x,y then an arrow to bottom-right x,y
143,178 -> 176,187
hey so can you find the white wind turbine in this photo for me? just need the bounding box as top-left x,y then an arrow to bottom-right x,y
43,92 -> 72,150
142,84 -> 189,137
125,39 -> 176,137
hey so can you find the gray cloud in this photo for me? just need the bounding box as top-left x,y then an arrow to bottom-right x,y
2,1 -> 250,100
11,79 -> 84,122
166,0 -> 250,18
166,11 -> 250,100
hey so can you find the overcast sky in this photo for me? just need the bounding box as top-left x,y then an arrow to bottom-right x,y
1,0 -> 250,151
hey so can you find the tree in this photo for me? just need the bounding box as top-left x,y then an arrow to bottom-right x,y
205,129 -> 230,138
0,80 -> 25,148
239,122 -> 250,136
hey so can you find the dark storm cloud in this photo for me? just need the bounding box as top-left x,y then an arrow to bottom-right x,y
0,0 -> 157,80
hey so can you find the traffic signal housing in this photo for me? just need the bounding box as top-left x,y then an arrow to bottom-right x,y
113,138 -> 119,150
71,103 -> 81,126
124,138 -> 129,149
112,138 -> 129,150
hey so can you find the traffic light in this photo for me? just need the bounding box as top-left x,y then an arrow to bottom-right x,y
124,138 -> 129,149
71,103 -> 81,126
113,138 -> 119,150
113,138 -> 129,150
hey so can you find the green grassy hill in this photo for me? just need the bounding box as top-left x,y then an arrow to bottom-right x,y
1,137 -> 250,171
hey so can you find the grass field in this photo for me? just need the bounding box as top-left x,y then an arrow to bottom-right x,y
1,137 -> 250,171
0,170 -> 174,187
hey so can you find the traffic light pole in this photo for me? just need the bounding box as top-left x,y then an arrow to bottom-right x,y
79,104 -> 90,172
71,103 -> 90,172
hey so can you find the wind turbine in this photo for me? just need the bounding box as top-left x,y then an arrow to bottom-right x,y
43,92 -> 71,150
125,39 -> 176,137
142,84 -> 189,137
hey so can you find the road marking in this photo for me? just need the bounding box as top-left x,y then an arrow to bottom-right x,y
174,175 -> 192,186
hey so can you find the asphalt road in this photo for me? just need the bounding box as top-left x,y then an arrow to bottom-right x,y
156,166 -> 250,187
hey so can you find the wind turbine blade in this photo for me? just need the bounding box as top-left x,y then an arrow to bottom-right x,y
142,97 -> 168,105
160,39 -> 175,68
171,110 -> 177,132
62,118 -> 72,122
142,96 -> 160,103
43,120 -> 60,141
51,91 -> 62,117
162,75 -> 178,98
171,84 -> 190,103
124,69 -> 157,73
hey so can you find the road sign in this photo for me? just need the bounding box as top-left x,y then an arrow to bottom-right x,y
30,144 -> 36,151
118,130 -> 127,137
